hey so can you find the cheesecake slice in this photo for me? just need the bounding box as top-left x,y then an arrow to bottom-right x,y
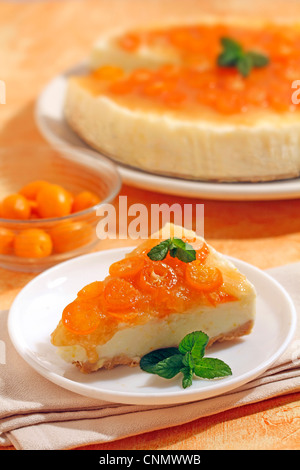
51,224 -> 256,373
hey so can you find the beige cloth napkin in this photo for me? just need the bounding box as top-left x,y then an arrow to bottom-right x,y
1,262 -> 300,450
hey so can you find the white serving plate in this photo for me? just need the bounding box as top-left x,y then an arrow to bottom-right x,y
8,247 -> 297,406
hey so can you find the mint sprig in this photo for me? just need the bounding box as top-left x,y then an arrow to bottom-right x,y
147,237 -> 196,263
140,331 -> 232,389
217,37 -> 269,77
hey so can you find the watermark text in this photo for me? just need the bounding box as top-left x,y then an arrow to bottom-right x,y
0,80 -> 6,104
292,80 -> 300,105
96,196 -> 204,240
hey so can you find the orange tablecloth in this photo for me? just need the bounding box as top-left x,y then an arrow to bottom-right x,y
1,0 -> 300,450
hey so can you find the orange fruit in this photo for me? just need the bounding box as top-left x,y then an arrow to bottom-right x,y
62,299 -> 102,335
19,180 -> 51,200
72,191 -> 101,213
0,227 -> 15,254
118,33 -> 140,51
103,278 -> 141,312
1,194 -> 31,220
92,65 -> 124,81
50,221 -> 94,253
196,242 -> 210,263
77,281 -> 104,300
36,183 -> 73,218
14,228 -> 53,258
139,262 -> 178,293
161,89 -> 186,106
109,255 -> 144,278
109,79 -> 134,95
185,262 -> 223,292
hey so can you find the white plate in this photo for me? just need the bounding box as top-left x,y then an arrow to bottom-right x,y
35,61 -> 300,201
8,247 -> 297,406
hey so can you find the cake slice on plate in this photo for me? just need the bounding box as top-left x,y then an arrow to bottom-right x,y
51,224 -> 256,373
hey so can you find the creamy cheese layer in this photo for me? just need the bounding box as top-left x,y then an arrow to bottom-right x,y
65,78 -> 300,182
56,297 -> 255,370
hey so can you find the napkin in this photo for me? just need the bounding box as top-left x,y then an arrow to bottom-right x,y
1,262 -> 299,450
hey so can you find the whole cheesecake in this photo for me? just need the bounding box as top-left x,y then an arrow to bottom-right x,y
64,21 -> 300,182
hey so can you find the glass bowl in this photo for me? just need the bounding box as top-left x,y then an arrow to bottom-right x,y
0,145 -> 121,272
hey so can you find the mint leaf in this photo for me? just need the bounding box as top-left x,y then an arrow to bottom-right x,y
169,237 -> 196,263
181,366 -> 193,389
178,331 -> 209,359
247,51 -> 269,68
194,357 -> 232,379
147,237 -> 196,264
237,54 -> 252,78
140,347 -> 179,374
220,37 -> 243,55
147,239 -> 171,261
140,331 -> 232,389
182,351 -> 194,369
153,354 -> 184,379
217,50 -> 239,67
217,36 -> 269,77
217,37 -> 242,68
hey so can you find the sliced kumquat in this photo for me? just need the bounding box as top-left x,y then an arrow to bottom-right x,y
103,277 -> 141,311
142,80 -> 174,97
62,299 -> 102,335
159,64 -> 180,78
164,253 -> 187,278
92,65 -> 124,81
0,227 -> 15,254
129,68 -> 154,84
169,28 -> 200,51
108,79 -> 135,95
109,255 -> 144,278
134,238 -> 161,256
1,193 -> 31,220
206,290 -> 238,306
139,262 -> 178,293
77,281 -> 104,300
72,190 -> 101,213
196,242 -> 210,263
118,32 -> 141,51
161,89 -> 186,106
185,261 -> 223,292
100,25 -> 300,114
14,228 -> 53,258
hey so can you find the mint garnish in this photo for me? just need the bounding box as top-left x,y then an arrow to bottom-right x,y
140,331 -> 232,389
147,237 -> 196,263
217,37 -> 269,77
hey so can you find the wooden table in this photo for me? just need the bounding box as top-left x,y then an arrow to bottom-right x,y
1,0 -> 300,450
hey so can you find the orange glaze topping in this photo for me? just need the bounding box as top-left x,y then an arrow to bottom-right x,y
99,24 -> 300,114
59,238 -> 238,341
